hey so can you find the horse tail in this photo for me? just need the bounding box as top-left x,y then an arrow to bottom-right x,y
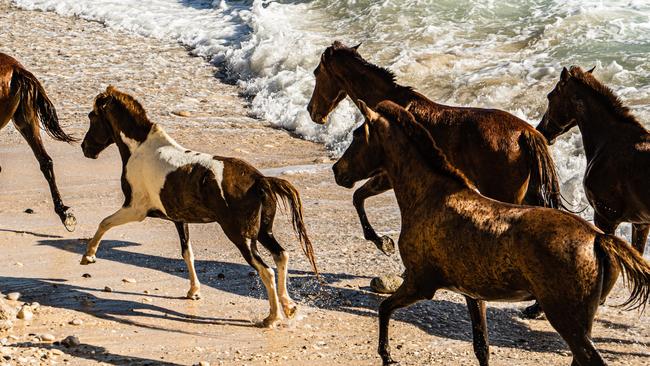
596,234 -> 650,311
258,176 -> 318,277
521,128 -> 561,209
11,68 -> 77,143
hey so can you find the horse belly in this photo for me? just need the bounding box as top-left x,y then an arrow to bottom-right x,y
444,285 -> 534,302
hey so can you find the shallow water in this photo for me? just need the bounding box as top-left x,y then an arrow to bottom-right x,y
14,0 -> 650,232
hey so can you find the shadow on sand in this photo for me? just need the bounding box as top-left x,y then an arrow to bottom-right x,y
0,237 -> 637,359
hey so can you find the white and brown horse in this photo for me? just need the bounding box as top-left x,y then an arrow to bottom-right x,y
0,53 -> 76,231
80,86 -> 318,327
333,100 -> 650,366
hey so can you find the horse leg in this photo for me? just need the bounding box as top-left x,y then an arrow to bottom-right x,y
258,230 -> 296,318
13,112 -> 76,231
378,280 -> 428,365
466,297 -> 489,366
174,222 -> 201,300
631,223 -> 649,255
353,173 -> 395,255
80,206 -> 146,264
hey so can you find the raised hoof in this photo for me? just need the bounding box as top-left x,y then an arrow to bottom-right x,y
260,315 -> 281,328
186,289 -> 201,300
282,303 -> 298,318
80,255 -> 96,265
61,211 -> 77,232
374,235 -> 395,256
521,303 -> 544,319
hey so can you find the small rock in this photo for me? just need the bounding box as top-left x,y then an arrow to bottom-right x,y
103,286 -> 113,293
24,208 -> 34,214
217,273 -> 225,280
370,274 -> 404,294
171,110 -> 192,117
0,299 -> 15,330
122,278 -> 136,284
30,302 -> 40,310
61,335 -> 80,348
16,305 -> 33,321
14,262 -> 23,267
313,157 -> 331,164
6,293 -> 20,301
69,319 -> 83,326
51,349 -> 64,356
198,362 -> 210,366
0,337 -> 7,345
82,273 -> 92,278
39,334 -> 55,342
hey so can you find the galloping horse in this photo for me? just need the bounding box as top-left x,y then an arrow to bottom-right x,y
80,86 -> 318,327
333,100 -> 650,366
537,66 -> 650,255
308,42 -> 560,255
0,53 -> 76,231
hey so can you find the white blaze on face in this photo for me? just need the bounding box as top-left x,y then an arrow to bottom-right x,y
120,125 -> 227,215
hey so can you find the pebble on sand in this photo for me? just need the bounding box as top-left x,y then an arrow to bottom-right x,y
103,286 -> 113,293
122,278 -> 137,284
6,293 -> 20,301
171,110 -> 192,117
39,334 -> 55,342
69,318 -> 83,326
16,306 -> 33,321
0,299 -> 15,331
61,335 -> 80,348
198,362 -> 210,366
370,275 -> 404,294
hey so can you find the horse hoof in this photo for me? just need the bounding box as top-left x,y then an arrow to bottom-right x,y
376,235 -> 395,256
282,303 -> 298,318
62,211 -> 77,232
521,303 -> 544,319
80,255 -> 96,265
382,356 -> 399,365
186,290 -> 201,300
260,316 -> 281,328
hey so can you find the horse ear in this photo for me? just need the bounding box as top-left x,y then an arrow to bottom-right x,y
357,100 -> 379,122
560,67 -> 570,82
352,43 -> 361,50
587,66 -> 596,74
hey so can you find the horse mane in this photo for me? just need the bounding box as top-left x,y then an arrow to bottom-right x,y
569,66 -> 644,128
327,41 -> 411,91
98,85 -> 152,128
374,101 -> 474,189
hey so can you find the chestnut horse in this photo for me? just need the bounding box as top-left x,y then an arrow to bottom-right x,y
537,66 -> 650,255
334,100 -> 650,366
0,53 -> 76,231
80,86 -> 317,327
308,42 -> 561,256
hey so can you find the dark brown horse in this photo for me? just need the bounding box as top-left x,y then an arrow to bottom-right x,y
334,100 -> 650,366
537,66 -> 650,255
0,53 -> 76,231
308,42 -> 561,256
80,86 -> 318,327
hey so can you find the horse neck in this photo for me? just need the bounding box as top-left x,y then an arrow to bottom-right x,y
573,90 -> 643,160
332,60 -> 411,108
107,113 -> 157,165
380,134 -> 461,212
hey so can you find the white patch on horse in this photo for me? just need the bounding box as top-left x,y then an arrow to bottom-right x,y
121,125 -> 227,215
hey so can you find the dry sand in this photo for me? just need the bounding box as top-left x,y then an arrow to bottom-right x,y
0,1 -> 648,365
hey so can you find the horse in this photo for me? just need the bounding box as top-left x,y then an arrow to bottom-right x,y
80,86 -> 318,327
537,66 -> 650,255
333,100 -> 650,366
0,53 -> 76,231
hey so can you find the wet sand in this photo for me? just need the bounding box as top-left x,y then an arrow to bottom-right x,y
0,1 -> 648,365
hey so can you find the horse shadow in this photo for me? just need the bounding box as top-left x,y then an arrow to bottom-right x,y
32,238 -> 640,357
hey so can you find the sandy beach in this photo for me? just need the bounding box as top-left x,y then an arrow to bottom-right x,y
0,1 -> 648,365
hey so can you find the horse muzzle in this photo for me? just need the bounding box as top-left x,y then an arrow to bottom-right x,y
332,163 -> 354,188
81,142 -> 99,159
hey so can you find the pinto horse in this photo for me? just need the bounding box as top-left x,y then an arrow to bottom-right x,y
80,86 -> 318,327
308,42 -> 560,256
0,53 -> 76,231
537,66 -> 650,255
334,100 -> 650,366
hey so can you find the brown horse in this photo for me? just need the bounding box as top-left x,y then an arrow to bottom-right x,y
308,42 -> 561,256
80,86 -> 318,327
333,100 -> 650,366
0,53 -> 76,231
537,66 -> 650,255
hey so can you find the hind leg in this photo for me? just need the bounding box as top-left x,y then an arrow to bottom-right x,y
543,304 -> 605,365
259,230 -> 296,318
632,223 -> 649,255
466,297 -> 489,366
174,222 -> 201,300
353,173 -> 395,255
13,112 -> 76,231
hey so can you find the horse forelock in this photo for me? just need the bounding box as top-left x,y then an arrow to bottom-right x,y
568,67 -> 644,128
374,101 -> 473,189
